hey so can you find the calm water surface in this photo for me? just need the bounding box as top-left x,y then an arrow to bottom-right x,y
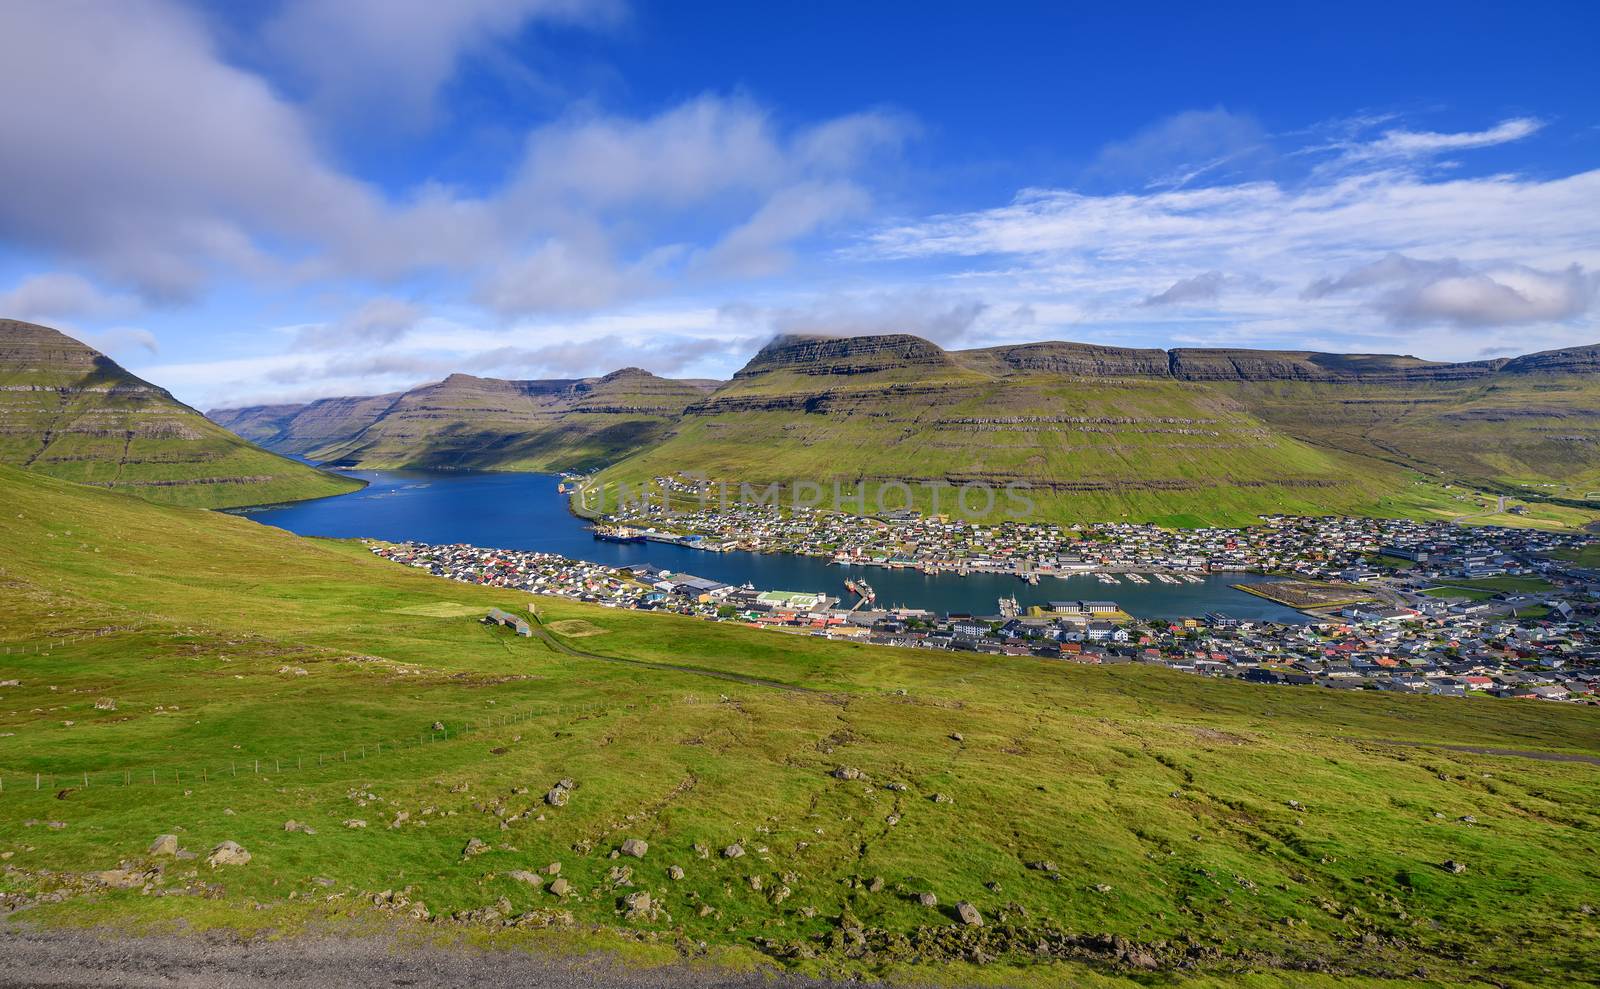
237,469 -> 1307,622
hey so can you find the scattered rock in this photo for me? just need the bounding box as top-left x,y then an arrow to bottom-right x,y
956,901 -> 983,926
1092,883 -> 1114,894
548,877 -> 571,896
461,837 -> 489,858
866,876 -> 885,893
343,819 -> 367,829
622,890 -> 657,921
1287,799 -> 1304,811
723,843 -> 745,859
206,841 -> 250,867
1459,815 -> 1477,824
544,862 -> 561,876
283,820 -> 316,835
93,698 -> 115,711
1027,860 -> 1059,873
1443,860 -> 1468,875
507,870 -> 543,887
148,834 -> 179,856
832,766 -> 863,781
931,793 -> 953,804
667,865 -> 685,881
918,892 -> 938,908
620,838 -> 648,859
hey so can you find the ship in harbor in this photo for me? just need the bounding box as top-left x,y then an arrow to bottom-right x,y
593,525 -> 645,543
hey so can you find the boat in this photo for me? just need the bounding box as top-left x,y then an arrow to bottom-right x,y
1127,573 -> 1149,584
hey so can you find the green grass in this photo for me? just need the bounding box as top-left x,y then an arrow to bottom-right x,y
1,464 -> 1598,986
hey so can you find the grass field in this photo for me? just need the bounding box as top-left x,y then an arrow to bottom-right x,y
2,465 -> 1598,986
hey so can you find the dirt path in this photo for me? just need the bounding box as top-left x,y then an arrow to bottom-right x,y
528,614 -> 825,694
1358,738 -> 1600,766
0,925 -> 862,989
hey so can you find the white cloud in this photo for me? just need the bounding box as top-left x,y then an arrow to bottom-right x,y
290,298 -> 428,351
1090,108 -> 1269,189
262,0 -> 622,128
722,291 -> 990,347
0,3 -> 908,315
0,273 -> 139,322
1336,117 -> 1543,163
1307,253 -> 1599,327
1142,271 -> 1226,307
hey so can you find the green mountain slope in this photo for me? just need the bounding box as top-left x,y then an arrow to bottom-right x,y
0,319 -> 361,508
0,463 -> 1597,984
594,334 -> 1402,525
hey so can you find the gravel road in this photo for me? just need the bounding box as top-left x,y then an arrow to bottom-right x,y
0,925 -> 870,989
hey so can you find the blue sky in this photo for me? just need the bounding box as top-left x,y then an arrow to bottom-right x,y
1,0 -> 1597,407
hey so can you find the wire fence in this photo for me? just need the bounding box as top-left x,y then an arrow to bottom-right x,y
0,699 -> 619,797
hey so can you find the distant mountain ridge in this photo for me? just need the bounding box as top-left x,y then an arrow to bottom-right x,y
0,319 -> 361,508
212,366 -> 718,471
208,331 -> 1600,525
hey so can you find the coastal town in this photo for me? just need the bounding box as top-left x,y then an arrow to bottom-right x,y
371,504 -> 1600,703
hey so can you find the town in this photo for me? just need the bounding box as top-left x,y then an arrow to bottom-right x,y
371,506 -> 1600,703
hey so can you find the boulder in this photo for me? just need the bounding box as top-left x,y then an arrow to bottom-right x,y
548,877 -> 571,896
831,766 -> 863,781
206,841 -> 251,867
148,834 -> 180,856
667,865 -> 685,881
545,787 -> 569,807
722,843 -> 745,859
622,890 -> 656,921
956,901 -> 983,926
918,892 -> 938,908
462,837 -> 489,858
507,870 -> 544,887
620,838 -> 648,859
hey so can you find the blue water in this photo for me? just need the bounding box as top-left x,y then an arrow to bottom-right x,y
235,469 -> 1307,622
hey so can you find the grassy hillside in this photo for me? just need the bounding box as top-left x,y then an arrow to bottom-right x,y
0,319 -> 361,508
594,335 -> 1406,526
1,464 -> 1597,985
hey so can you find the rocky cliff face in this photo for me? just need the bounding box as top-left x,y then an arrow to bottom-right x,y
0,319 -> 358,508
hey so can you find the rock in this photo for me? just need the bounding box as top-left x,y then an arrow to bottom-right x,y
461,837 -> 489,858
545,787 -> 569,807
548,877 -> 571,896
93,698 -> 116,711
885,814 -> 900,826
918,892 -> 938,908
622,890 -> 655,921
770,885 -> 791,905
950,732 -> 964,742
1459,815 -> 1477,824
1443,860 -> 1468,874
1093,883 -> 1114,893
544,862 -> 561,875
956,901 -> 983,926
431,722 -> 445,732
206,841 -> 251,867
283,820 -> 316,835
507,870 -> 543,887
885,781 -> 907,792
1027,860 -> 1059,873
931,792 -> 953,804
343,819 -> 367,829
620,838 -> 648,858
831,766 -> 863,781
1287,799 -> 1304,810
723,843 -> 745,859
866,876 -> 885,893
667,865 -> 685,881
148,834 -> 180,856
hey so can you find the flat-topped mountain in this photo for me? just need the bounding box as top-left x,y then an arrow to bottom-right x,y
0,319 -> 360,508
212,366 -> 717,471
210,330 -> 1600,525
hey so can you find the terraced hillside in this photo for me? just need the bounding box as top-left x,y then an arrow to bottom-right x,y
211,368 -> 716,472
594,335 -> 1401,525
590,335 -> 1600,525
0,320 -> 361,508
1,463 -> 1597,986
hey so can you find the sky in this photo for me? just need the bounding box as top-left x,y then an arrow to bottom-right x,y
1,0 -> 1597,408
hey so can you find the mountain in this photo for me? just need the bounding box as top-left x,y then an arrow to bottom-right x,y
211,367 -> 717,471
0,319 -> 361,508
589,334 -> 1600,525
